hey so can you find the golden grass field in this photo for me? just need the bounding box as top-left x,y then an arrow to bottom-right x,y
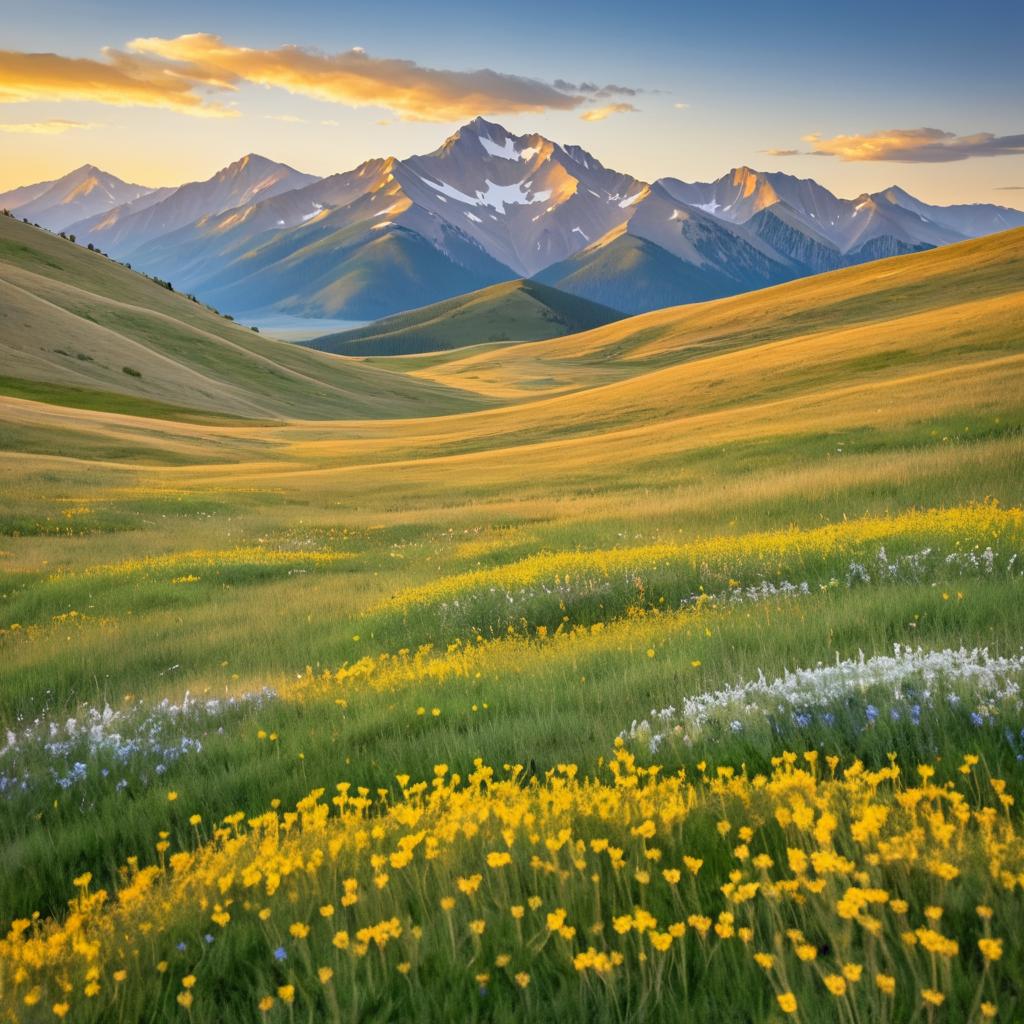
1,218 -> 1023,1022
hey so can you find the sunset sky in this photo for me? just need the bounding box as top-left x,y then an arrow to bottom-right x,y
1,0 -> 1022,207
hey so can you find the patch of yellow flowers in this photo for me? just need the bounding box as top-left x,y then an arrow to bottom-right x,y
1,746 -> 1021,1021
287,610 -> 709,702
51,546 -> 351,582
386,502 -> 1022,612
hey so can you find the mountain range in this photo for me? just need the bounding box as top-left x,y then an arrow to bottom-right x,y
4,118 -> 1022,323
0,164 -> 154,233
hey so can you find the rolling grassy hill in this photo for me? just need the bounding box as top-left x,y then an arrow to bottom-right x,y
0,214 -> 488,421
408,226 -> 1024,400
304,279 -> 624,356
1,225 -> 1023,1024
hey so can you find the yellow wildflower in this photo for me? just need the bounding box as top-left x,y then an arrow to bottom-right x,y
823,974 -> 847,997
777,993 -> 798,1014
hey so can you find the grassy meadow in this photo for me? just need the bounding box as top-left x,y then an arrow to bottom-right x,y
1,225 -> 1023,1021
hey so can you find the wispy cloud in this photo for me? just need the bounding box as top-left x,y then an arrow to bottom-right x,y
554,80 -> 639,99
802,127 -> 1024,162
0,118 -> 101,134
128,34 -> 590,122
994,185 -> 1024,190
0,37 -> 638,123
579,102 -> 638,122
760,147 -> 800,156
673,102 -> 689,110
0,35 -> 641,124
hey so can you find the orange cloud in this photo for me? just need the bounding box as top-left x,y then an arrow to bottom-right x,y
124,34 -> 584,122
579,102 -> 638,122
0,49 -> 237,117
805,127 -> 1024,162
0,35 -> 641,123
760,148 -> 800,156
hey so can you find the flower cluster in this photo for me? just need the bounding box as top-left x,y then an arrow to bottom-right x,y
1,750 -> 1019,1022
387,503 -> 1021,616
0,689 -> 276,801
621,646 -> 1024,754
48,545 -> 351,582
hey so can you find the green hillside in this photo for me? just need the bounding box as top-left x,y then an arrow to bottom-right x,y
0,214 -> 488,420
304,278 -> 624,355
194,220 -> 515,321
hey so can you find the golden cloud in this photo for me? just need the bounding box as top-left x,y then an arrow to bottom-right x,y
2,34 -> 630,125
579,102 -> 638,122
127,34 -> 586,121
0,49 -> 237,117
805,127 -> 1024,162
0,36 -> 642,122
0,118 -> 101,134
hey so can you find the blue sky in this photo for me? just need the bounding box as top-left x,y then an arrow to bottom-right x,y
1,0 -> 1021,206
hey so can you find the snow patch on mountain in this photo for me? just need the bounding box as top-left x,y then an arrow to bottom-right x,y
479,136 -> 522,161
418,175 -> 552,214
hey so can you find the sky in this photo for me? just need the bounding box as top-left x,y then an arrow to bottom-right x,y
0,0 -> 1022,208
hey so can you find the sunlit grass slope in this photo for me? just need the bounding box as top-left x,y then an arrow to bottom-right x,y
0,215 -> 489,421
0,227 -> 1022,1023
411,227 -> 1024,399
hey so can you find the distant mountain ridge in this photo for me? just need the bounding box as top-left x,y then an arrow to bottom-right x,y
0,165 -> 155,232
64,154 -> 319,255
5,120 -> 1022,322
